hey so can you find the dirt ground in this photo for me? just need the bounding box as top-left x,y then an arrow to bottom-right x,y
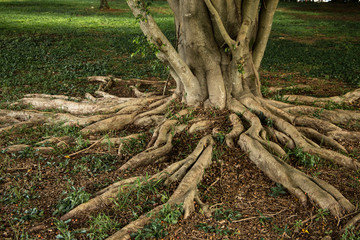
1,71 -> 359,240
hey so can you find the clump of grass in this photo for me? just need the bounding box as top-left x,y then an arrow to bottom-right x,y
87,213 -> 121,240
53,186 -> 91,216
121,134 -> 148,156
130,204 -> 183,240
74,154 -> 118,174
114,175 -> 163,215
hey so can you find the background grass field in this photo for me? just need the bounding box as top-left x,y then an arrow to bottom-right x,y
0,0 -> 359,104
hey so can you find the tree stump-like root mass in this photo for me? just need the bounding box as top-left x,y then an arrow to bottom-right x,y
1,78 -> 360,238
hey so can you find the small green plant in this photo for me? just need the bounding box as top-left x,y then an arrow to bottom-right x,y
12,208 -> 44,223
131,204 -> 183,239
0,184 -> 39,204
315,208 -> 329,222
272,93 -> 289,103
293,219 -> 303,232
268,183 -> 287,198
53,186 -> 91,216
287,147 -> 320,168
256,111 -> 274,127
341,226 -> 360,240
87,213 -> 121,240
213,208 -> 242,222
73,136 -> 90,151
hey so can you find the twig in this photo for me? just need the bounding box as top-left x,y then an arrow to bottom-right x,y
67,137 -> 104,157
54,137 -> 70,148
204,178 -> 220,193
233,209 -> 288,223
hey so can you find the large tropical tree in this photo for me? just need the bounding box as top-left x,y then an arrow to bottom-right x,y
2,0 -> 360,238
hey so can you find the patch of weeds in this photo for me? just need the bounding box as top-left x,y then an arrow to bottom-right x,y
75,154 -> 118,175
12,207 -> 44,223
54,219 -> 86,240
121,134 -> 148,157
213,208 -> 242,222
131,204 -> 183,239
196,223 -> 232,236
287,147 -> 320,168
0,184 -> 39,204
87,213 -> 121,240
73,135 -> 90,151
14,147 -> 36,159
8,221 -> 32,240
114,175 -> 162,215
273,224 -> 291,236
348,174 -> 360,189
53,186 -> 91,216
268,183 -> 287,198
341,226 -> 360,240
324,101 -> 356,111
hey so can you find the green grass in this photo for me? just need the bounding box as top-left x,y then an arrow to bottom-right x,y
0,0 -> 359,106
264,2 -> 360,86
0,0 -> 173,103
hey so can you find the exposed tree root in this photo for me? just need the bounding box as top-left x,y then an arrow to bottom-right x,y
342,212 -> 360,233
283,88 -> 360,107
267,84 -> 311,94
60,135 -> 214,239
1,84 -> 359,238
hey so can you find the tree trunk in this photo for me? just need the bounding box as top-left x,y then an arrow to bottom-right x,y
99,0 -> 110,10
127,0 -> 278,109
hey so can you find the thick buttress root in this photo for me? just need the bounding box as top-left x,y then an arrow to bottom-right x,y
1,81 -> 360,238
229,95 -> 358,217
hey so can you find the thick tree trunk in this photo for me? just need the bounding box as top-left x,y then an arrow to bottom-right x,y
158,0 -> 276,109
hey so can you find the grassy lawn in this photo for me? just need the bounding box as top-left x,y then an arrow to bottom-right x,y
0,0 -> 173,103
0,1 -> 359,239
